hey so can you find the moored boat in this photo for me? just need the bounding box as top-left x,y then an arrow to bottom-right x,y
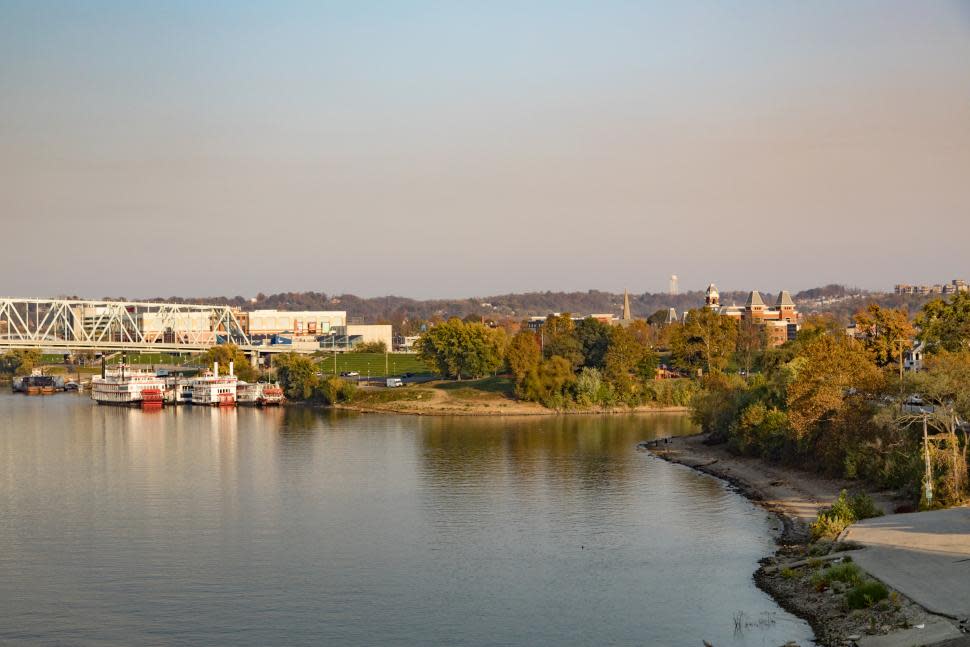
237,381 -> 285,406
91,365 -> 167,406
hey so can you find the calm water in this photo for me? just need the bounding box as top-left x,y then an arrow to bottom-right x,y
0,392 -> 813,646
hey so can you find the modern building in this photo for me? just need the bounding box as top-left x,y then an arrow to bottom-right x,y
243,310 -> 347,337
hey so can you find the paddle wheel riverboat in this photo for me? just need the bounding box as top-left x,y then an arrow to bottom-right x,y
91,365 -> 167,406
189,361 -> 238,406
237,382 -> 285,406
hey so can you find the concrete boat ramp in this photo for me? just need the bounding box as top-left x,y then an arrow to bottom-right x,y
843,506 -> 970,645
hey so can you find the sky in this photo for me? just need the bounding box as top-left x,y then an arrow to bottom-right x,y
2,1 -> 969,299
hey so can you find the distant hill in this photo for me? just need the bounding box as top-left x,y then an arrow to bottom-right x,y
136,285 -> 935,329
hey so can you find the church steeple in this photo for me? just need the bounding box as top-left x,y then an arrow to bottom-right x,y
622,289 -> 632,321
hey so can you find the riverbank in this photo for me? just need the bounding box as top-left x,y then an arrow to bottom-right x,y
331,378 -> 689,416
649,434 -> 960,646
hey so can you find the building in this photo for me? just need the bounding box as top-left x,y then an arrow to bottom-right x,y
243,310 -> 347,337
895,280 -> 967,295
705,284 -> 800,348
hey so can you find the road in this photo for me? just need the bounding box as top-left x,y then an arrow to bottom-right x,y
843,506 -> 970,621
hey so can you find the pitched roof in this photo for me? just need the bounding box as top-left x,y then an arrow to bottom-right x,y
745,291 -> 765,307
775,290 -> 795,307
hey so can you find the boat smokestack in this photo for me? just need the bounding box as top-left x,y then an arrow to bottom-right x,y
213,361 -> 219,376
229,361 -> 234,377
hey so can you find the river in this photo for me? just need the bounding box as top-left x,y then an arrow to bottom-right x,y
0,392 -> 813,646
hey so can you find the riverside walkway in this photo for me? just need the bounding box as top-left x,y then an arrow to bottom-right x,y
843,506 -> 970,621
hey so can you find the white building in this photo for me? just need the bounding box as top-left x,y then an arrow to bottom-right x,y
246,310 -> 347,336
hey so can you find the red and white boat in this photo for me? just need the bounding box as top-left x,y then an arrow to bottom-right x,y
189,361 -> 238,406
237,382 -> 285,406
91,366 -> 167,407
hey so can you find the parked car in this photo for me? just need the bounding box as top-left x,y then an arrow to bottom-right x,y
341,371 -> 360,377
386,378 -> 403,388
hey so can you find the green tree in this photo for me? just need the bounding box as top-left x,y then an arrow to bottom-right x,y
520,356 -> 577,409
853,304 -> 914,367
273,353 -> 319,400
670,309 -> 738,374
0,349 -> 42,376
316,376 -> 357,405
574,317 -> 612,369
200,344 -> 258,381
540,314 -> 583,368
416,318 -> 505,380
916,292 -> 970,353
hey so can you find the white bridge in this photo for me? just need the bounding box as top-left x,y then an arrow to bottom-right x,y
0,297 -> 284,354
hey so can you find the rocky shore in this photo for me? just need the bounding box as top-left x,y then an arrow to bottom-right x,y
649,434 -> 961,647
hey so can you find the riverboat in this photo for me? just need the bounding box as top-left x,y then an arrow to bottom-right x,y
189,361 -> 237,406
237,382 -> 285,406
91,366 -> 167,407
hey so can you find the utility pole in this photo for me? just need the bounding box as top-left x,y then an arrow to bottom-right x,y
923,415 -> 933,506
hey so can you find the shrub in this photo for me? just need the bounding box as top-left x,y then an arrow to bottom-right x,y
811,562 -> 862,591
810,490 -> 883,540
780,567 -> 799,580
316,377 -> 357,405
846,580 -> 889,609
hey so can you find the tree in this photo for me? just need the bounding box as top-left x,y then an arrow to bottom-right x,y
669,309 -> 738,374
416,318 -> 505,380
901,351 -> 970,504
603,326 -> 646,390
200,344 -> 258,382
355,340 -> 388,353
316,376 -> 357,405
273,353 -> 319,400
786,335 -> 882,439
520,356 -> 577,409
735,319 -> 766,377
574,317 -> 612,369
852,304 -> 914,367
0,349 -> 41,376
916,292 -> 970,353
540,313 -> 583,368
505,330 -> 541,385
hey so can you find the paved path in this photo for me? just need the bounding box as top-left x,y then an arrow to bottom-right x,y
843,506 -> 970,621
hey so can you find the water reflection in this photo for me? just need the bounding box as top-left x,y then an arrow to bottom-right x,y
0,394 -> 812,647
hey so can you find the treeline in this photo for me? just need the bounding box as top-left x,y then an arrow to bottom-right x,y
127,285 -> 933,332
690,294 -> 970,507
416,316 -> 695,409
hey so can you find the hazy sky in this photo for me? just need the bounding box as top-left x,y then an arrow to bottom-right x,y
2,1 -> 969,299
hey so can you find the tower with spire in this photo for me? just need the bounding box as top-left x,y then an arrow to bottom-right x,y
622,289 -> 632,322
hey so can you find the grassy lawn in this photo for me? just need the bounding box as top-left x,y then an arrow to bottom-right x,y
434,376 -> 515,400
351,386 -> 432,405
313,352 -> 431,377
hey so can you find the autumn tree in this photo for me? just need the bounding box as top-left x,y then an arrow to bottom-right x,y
505,330 -> 541,395
852,304 -> 914,367
201,344 -> 258,381
785,335 -> 882,439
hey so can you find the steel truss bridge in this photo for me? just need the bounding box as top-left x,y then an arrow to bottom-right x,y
0,297 -> 277,355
